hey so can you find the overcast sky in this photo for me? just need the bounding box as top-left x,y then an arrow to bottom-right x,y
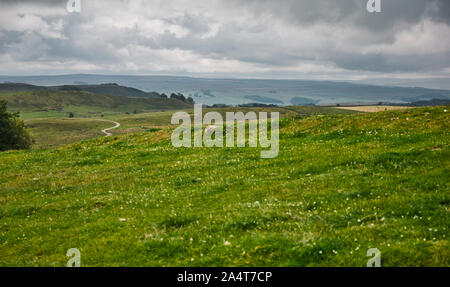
0,0 -> 449,81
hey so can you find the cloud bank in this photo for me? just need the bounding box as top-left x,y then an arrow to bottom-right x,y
0,0 -> 449,81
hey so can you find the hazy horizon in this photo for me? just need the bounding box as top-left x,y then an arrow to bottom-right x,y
2,73 -> 450,106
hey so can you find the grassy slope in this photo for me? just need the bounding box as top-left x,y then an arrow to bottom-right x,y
283,105 -> 359,115
0,107 -> 449,266
25,119 -> 116,149
0,83 -> 160,98
0,90 -> 192,119
24,107 -> 299,149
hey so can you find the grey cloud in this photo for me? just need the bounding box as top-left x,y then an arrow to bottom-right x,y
428,0 -> 450,24
227,0 -> 449,28
0,0 -> 449,77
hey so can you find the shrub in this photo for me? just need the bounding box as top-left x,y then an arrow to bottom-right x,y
0,100 -> 33,151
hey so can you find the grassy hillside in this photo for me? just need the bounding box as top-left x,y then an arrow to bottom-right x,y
0,83 -> 48,92
73,83 -> 161,98
24,107 -> 299,149
24,118 -> 118,149
283,105 -> 359,115
0,83 -> 162,99
0,106 -> 448,266
0,90 -> 192,119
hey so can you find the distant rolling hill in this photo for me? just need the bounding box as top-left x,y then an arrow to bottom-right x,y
0,89 -> 192,117
0,82 -> 163,99
2,74 -> 450,105
0,83 -> 48,92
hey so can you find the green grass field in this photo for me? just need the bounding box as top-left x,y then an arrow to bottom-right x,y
0,106 -> 449,266
23,107 -> 299,149
24,118 -> 116,149
0,90 -> 192,120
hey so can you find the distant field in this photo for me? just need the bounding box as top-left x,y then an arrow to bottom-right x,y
24,111 -> 176,149
25,118 -> 116,149
24,107 -> 300,149
0,90 -> 192,120
284,105 -> 360,115
1,106 -> 448,266
335,106 -> 412,113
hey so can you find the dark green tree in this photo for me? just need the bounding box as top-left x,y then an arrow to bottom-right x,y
0,100 -> 33,151
69,112 -> 74,118
186,96 -> 195,104
170,93 -> 186,102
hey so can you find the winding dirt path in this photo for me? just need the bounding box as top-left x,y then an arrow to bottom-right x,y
96,119 -> 121,137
